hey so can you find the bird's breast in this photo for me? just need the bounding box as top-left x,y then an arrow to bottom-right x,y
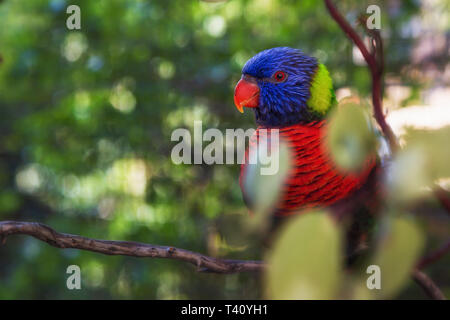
240,120 -> 376,216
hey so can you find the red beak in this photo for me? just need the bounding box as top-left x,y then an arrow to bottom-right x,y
234,78 -> 260,113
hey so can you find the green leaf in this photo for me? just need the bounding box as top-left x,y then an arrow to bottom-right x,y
403,126 -> 450,181
388,126 -> 450,204
265,212 -> 342,299
387,146 -> 430,203
244,138 -> 291,217
352,216 -> 424,299
326,102 -> 376,172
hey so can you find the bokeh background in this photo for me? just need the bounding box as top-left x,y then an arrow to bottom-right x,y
0,0 -> 448,299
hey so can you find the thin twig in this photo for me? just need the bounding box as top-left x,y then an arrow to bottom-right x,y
324,0 -> 398,151
416,238 -> 450,270
325,0 -> 450,217
323,0 -> 448,299
0,221 -> 265,274
435,186 -> 450,216
324,0 -> 376,72
412,269 -> 446,300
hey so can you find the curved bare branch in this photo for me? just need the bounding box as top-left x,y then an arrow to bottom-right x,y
412,269 -> 446,300
417,238 -> 450,270
0,221 -> 265,274
324,0 -> 398,150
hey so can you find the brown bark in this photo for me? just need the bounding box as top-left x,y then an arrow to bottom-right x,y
0,221 -> 264,274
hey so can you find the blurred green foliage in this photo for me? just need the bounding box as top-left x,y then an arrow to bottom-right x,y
326,102 -> 377,172
263,209 -> 425,299
265,211 -> 342,299
0,0 -> 448,299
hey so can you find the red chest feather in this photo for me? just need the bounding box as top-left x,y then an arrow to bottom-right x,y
240,120 -> 376,216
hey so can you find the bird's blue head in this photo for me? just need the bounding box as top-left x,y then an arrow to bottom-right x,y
234,47 -> 335,127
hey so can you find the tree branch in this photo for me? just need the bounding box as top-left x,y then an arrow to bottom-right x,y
324,1 -> 448,299
435,186 -> 450,217
2,220 -> 447,300
324,0 -> 450,217
416,238 -> 450,270
412,269 -> 446,300
0,221 -> 265,274
324,0 -> 398,151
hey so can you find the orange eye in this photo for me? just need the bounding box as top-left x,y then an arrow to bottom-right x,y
273,71 -> 287,82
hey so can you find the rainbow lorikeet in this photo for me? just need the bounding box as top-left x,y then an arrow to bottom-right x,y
234,47 -> 379,223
